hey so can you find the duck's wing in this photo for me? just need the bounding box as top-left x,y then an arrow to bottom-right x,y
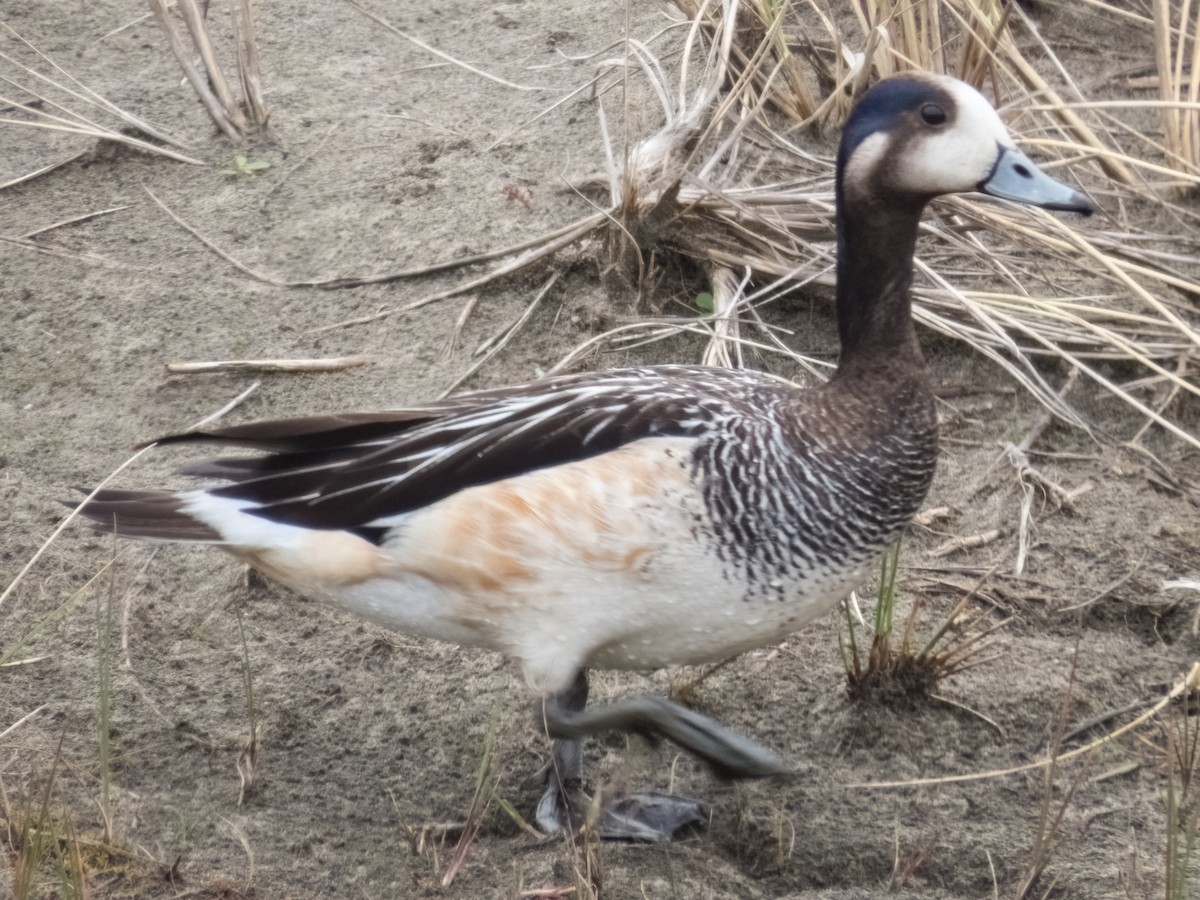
86,366 -> 781,539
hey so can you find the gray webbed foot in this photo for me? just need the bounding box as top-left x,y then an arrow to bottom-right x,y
535,760 -> 708,842
597,790 -> 708,842
534,670 -> 785,842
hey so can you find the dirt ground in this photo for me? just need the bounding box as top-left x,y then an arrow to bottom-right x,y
3,1 -> 1199,898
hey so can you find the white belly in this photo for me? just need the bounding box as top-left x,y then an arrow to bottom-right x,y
286,436 -> 870,694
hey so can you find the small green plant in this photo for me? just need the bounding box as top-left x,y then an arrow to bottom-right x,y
5,741 -> 88,900
234,607 -> 259,808
839,543 -> 1005,701
221,154 -> 270,177
1017,635 -> 1086,899
695,291 -> 714,314
1164,703 -> 1200,900
96,543 -> 118,844
442,711 -> 502,888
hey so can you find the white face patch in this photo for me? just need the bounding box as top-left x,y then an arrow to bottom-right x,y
850,74 -> 1018,199
895,77 -> 1013,194
843,131 -> 889,199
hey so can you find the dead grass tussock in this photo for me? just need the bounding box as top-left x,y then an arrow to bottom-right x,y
309,0 -> 1200,460
627,0 -> 1200,452
147,0 -> 267,140
841,548 -> 1007,703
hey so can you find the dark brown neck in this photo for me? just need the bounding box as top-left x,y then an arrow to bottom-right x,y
832,190 -> 928,380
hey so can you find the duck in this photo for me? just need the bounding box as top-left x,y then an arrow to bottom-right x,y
77,71 -> 1094,842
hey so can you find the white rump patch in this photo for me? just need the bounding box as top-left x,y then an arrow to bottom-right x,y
180,491 -> 308,549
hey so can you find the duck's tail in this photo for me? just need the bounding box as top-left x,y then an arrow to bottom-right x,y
72,488 -> 224,543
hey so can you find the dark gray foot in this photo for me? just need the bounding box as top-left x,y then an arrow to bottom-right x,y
535,759 -> 708,841
533,670 -> 784,841
595,790 -> 708,841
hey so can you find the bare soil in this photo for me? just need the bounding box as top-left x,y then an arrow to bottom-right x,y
2,2 -> 1198,898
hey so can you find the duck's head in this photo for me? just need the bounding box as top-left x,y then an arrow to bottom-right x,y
838,72 -> 1094,215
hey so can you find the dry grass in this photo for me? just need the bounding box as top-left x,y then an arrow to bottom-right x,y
0,743 -> 163,900
1016,635 -> 1085,898
840,547 -> 1005,702
294,0 -> 1200,464
0,388 -> 262,897
1157,699 -> 1200,899
0,23 -> 202,168
623,0 -> 1200,453
1,3 -> 1197,895
1153,0 -> 1200,193
147,0 -> 267,141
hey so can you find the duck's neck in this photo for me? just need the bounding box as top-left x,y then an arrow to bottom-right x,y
833,192 -> 927,379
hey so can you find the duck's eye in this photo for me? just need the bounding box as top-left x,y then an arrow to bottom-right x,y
920,103 -> 947,126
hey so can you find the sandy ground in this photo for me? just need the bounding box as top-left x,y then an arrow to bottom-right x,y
3,1 -> 1199,898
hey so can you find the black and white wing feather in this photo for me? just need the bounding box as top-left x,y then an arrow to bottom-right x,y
98,366 -> 785,537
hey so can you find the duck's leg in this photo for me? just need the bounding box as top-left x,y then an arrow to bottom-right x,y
535,670 -> 589,836
536,670 -> 708,842
535,671 -> 787,841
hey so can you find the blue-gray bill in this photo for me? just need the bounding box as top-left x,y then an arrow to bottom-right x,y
980,145 -> 1095,215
